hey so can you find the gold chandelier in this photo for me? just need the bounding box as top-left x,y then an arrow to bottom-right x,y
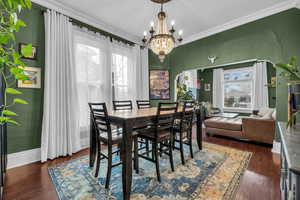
142,0 -> 183,62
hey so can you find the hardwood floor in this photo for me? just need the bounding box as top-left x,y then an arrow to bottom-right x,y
4,129 -> 280,200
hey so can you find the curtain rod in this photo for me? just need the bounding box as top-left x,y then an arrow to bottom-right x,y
41,9 -> 138,46
193,59 -> 275,72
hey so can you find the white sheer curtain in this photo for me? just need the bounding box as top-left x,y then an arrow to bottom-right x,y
135,46 -> 149,100
111,41 -> 149,104
212,68 -> 224,110
73,27 -> 112,141
253,61 -> 269,110
41,10 -> 81,162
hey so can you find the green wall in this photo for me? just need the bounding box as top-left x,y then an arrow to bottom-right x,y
9,6 -> 300,153
8,4 -> 45,153
149,8 -> 300,125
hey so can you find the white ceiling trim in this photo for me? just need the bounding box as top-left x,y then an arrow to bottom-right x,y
31,0 -> 141,44
181,0 -> 298,45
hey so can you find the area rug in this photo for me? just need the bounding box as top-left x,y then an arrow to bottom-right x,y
48,142 -> 251,200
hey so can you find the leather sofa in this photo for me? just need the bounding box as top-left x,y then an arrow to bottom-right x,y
204,110 -> 275,144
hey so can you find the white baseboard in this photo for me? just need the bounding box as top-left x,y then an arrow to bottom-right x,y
271,140 -> 281,154
7,148 -> 41,169
81,137 -> 90,149
8,137 -> 90,169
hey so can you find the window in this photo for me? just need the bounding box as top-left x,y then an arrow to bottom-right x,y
74,33 -> 111,134
112,53 -> 129,100
223,67 -> 254,110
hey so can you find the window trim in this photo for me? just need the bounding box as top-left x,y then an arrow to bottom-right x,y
222,66 -> 254,112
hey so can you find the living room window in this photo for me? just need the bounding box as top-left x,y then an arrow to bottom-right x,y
112,53 -> 129,100
223,67 -> 254,111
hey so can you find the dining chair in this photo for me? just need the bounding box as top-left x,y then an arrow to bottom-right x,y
135,102 -> 178,182
136,100 -> 151,109
173,101 -> 195,165
89,102 -> 139,189
112,100 -> 133,111
136,100 -> 151,155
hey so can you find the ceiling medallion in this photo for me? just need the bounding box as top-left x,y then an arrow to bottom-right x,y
143,0 -> 183,62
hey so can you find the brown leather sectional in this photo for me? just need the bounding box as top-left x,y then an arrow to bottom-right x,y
204,116 -> 275,144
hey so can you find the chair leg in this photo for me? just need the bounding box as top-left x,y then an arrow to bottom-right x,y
159,142 -> 163,157
179,132 -> 185,165
189,129 -> 194,158
105,146 -> 112,189
169,137 -> 175,172
152,141 -> 155,160
145,139 -> 150,156
172,133 -> 176,149
134,137 -> 139,174
95,139 -> 101,178
154,142 -> 161,182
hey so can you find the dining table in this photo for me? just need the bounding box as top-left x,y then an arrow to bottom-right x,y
89,106 -> 205,200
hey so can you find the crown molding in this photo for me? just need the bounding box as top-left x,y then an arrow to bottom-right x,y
182,0 -> 297,45
31,0 -> 141,44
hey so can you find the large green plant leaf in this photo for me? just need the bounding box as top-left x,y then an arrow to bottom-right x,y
21,43 -> 32,57
2,109 -> 17,116
13,98 -> 28,104
6,88 -> 22,95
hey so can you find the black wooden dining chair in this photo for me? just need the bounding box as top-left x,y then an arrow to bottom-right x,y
112,100 -> 133,111
173,101 -> 195,165
89,103 -> 138,189
136,100 -> 151,109
135,102 -> 178,182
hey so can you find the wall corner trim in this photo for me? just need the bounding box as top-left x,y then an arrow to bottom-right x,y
271,140 -> 281,154
182,0 -> 297,45
31,0 -> 141,44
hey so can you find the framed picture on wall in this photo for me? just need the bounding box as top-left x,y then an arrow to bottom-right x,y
204,83 -> 211,91
19,43 -> 38,60
18,66 -> 41,88
149,70 -> 170,100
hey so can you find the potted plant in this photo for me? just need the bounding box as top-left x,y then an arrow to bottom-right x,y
176,75 -> 196,102
0,0 -> 32,125
275,56 -> 300,126
0,0 -> 32,191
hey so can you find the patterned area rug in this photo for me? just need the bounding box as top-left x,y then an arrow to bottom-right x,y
48,142 -> 251,200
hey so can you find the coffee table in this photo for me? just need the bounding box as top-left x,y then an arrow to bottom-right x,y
208,112 -> 239,118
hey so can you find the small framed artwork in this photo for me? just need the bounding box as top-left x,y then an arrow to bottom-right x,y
18,67 -> 41,88
204,83 -> 211,91
149,70 -> 170,100
19,43 -> 37,60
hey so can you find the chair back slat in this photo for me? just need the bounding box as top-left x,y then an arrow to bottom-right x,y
137,100 -> 151,109
180,101 -> 195,131
154,102 -> 178,139
89,103 -> 113,142
113,100 -> 133,111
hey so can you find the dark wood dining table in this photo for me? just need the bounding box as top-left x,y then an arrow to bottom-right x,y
89,106 -> 205,200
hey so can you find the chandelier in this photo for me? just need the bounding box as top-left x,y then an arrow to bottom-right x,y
142,0 -> 183,62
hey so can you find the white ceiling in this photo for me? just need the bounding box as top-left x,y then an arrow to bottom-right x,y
35,0 -> 297,44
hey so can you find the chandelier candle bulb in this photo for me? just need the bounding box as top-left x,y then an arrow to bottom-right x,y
171,20 -> 175,26
150,21 -> 155,27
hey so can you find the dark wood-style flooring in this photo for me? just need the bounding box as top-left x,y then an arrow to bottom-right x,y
4,129 -> 281,200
